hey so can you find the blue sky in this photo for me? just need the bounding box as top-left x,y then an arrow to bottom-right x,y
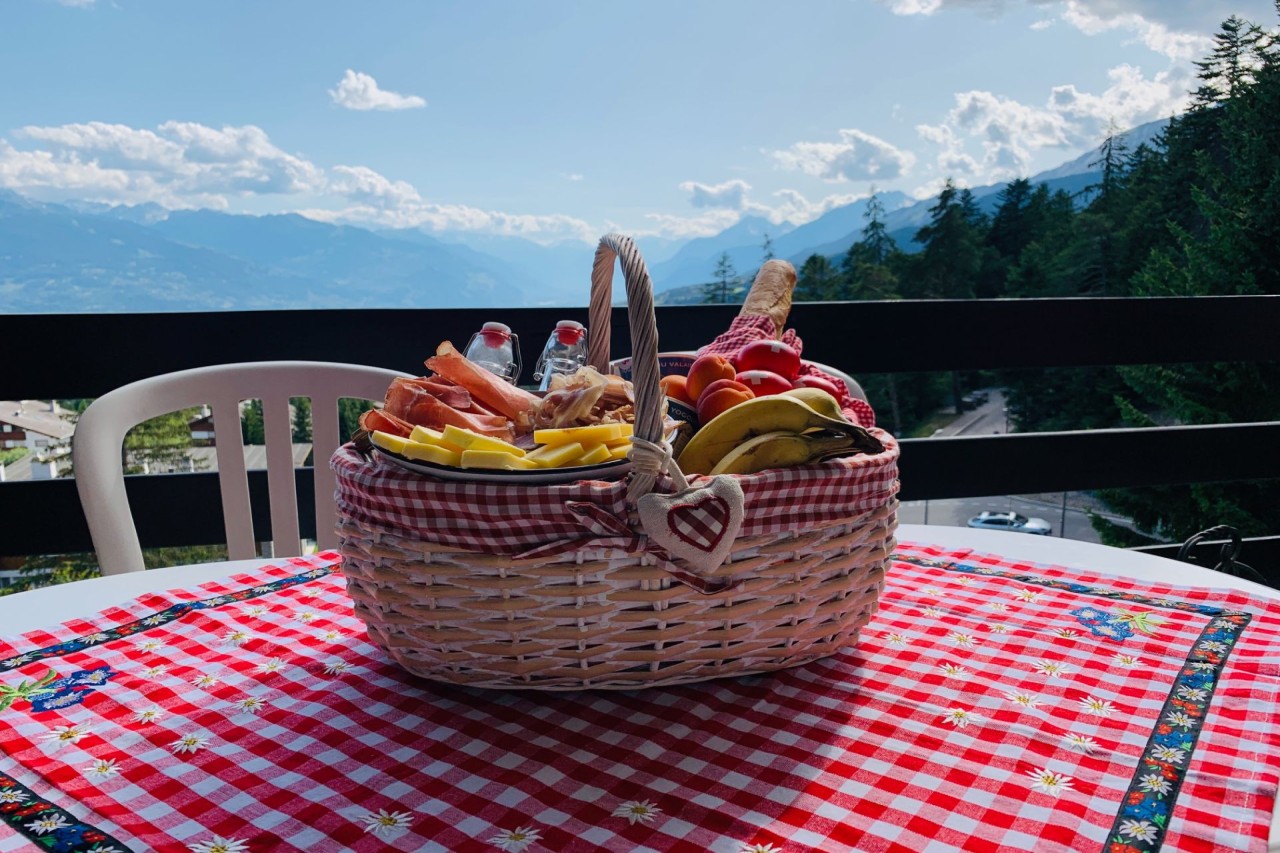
1,0 -> 1274,243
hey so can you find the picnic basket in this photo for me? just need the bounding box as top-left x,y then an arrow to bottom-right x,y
331,233 -> 900,690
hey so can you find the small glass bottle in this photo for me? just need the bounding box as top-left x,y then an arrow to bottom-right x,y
533,320 -> 589,391
462,322 -> 522,384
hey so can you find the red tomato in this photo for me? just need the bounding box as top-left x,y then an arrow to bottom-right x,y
734,370 -> 794,396
733,340 -> 802,380
792,373 -> 847,401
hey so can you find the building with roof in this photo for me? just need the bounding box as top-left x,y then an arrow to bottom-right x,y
0,400 -> 75,452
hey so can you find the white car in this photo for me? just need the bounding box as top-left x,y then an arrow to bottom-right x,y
966,511 -> 1052,535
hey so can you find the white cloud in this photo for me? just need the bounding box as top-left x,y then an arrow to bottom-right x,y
665,179 -> 868,236
562,173 -> 584,182
639,210 -> 743,239
328,165 -> 422,209
876,0 -> 1266,60
770,129 -> 916,182
55,0 -> 95,6
922,90 -> 1075,180
915,59 -> 1189,185
3,121 -> 323,206
328,70 -> 426,111
0,120 -> 593,242
1050,62 -> 1191,128
319,165 -> 594,241
679,179 -> 752,210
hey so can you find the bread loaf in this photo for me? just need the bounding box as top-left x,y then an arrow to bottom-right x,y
739,259 -> 796,337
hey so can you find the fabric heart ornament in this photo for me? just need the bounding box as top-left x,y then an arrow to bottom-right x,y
638,475 -> 745,579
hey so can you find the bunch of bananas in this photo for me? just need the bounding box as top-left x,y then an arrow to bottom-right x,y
676,388 -> 883,476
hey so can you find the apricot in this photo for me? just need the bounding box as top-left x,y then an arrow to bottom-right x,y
659,374 -> 695,406
696,384 -> 754,424
685,354 -> 737,403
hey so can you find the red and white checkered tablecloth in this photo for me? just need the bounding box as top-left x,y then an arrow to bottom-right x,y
2,544 -> 1279,853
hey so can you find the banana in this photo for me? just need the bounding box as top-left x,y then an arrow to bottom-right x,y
780,387 -> 847,421
709,430 -> 866,475
677,395 -> 883,475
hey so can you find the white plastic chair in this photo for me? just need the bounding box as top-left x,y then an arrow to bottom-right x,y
73,361 -> 410,575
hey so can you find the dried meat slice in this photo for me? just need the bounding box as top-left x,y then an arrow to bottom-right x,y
425,341 -> 539,430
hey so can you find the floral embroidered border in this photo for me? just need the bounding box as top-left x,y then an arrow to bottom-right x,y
895,554 -> 1251,853
0,564 -> 335,675
1,769 -> 131,853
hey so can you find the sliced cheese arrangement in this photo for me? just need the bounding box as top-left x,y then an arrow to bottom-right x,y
370,422 -> 634,473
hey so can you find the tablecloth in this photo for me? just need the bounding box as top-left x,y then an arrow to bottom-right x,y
1,543 -> 1278,852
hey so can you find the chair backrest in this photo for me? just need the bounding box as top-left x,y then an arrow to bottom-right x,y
73,361 -> 409,575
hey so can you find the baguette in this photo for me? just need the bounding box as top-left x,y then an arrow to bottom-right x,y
739,259 -> 796,337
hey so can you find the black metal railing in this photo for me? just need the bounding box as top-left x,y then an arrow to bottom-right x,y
3,296 -> 1278,579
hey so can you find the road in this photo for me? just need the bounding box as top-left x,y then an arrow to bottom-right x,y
904,389 -> 1136,545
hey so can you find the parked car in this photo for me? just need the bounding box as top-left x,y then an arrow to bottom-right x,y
966,511 -> 1052,535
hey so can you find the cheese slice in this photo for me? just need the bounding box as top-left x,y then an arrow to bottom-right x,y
525,441 -> 586,468
409,425 -> 466,452
459,449 -> 539,470
533,422 -> 632,447
442,424 -> 526,456
370,430 -> 411,455
606,443 -> 631,461
401,440 -> 462,468
572,443 -> 613,467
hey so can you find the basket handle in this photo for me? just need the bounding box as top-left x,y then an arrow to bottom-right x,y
587,234 -> 665,502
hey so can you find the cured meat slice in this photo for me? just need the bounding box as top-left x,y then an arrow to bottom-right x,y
359,408 -> 413,438
425,341 -> 540,430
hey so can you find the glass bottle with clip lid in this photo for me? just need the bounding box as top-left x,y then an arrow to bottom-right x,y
462,322 -> 522,384
533,320 -> 588,392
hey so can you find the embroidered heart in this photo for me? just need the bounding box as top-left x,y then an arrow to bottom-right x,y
638,476 -> 745,580
670,493 -> 731,553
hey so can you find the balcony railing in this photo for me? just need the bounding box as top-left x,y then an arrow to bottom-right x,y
3,296 -> 1278,579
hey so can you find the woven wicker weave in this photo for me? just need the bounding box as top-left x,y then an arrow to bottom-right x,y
333,233 -> 899,690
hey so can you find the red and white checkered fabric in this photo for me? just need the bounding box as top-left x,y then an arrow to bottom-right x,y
330,431 -> 899,560
3,545 -> 1279,852
697,315 -> 877,429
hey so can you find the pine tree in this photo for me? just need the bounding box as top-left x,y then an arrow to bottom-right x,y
841,193 -> 901,301
795,254 -> 841,301
1192,15 -> 1266,106
291,396 -> 312,442
241,400 -> 265,445
124,409 -> 201,474
701,252 -> 739,304
908,179 -> 982,300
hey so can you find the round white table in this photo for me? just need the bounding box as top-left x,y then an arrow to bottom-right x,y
1,524 -> 1277,849
5,526 -> 1275,635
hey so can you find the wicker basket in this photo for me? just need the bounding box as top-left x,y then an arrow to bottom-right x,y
332,233 -> 899,690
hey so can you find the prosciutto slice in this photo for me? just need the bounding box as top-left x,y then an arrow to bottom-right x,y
383,377 -> 513,440
385,377 -> 471,414
359,408 -> 414,438
425,341 -> 540,430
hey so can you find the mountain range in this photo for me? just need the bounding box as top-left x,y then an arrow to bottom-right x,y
0,118 -> 1168,313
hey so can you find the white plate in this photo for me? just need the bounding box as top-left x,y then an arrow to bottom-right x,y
374,447 -> 632,485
